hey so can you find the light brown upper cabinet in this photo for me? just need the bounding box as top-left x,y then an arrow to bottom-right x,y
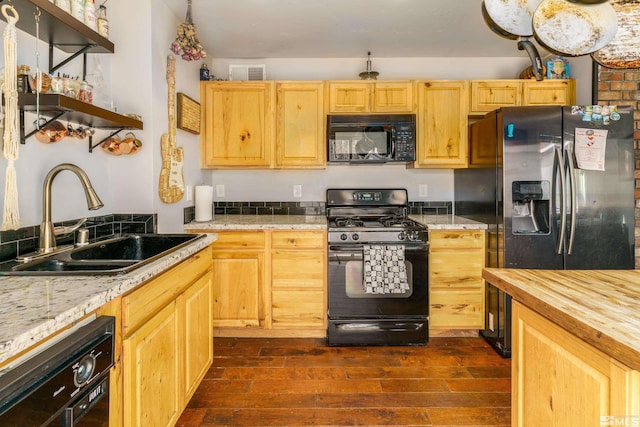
414,80 -> 469,168
201,81 -> 273,168
470,79 -> 576,114
201,81 -> 325,169
327,81 -> 414,113
275,82 -> 325,168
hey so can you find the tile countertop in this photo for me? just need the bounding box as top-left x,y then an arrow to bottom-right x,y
0,234 -> 216,366
184,215 -> 327,231
409,214 -> 488,230
483,268 -> 640,371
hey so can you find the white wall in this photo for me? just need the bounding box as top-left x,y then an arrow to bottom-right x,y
0,3 -> 595,231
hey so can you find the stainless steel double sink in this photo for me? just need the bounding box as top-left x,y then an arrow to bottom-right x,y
0,234 -> 205,276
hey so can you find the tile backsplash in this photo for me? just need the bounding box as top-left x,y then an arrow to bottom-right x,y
0,214 -> 156,262
183,200 -> 452,223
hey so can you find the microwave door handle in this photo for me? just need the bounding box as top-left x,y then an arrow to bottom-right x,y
553,147 -> 567,254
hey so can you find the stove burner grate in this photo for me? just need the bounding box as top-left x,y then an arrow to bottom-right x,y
334,217 -> 365,228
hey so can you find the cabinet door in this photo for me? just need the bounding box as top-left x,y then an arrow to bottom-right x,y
123,301 -> 180,427
182,273 -> 213,402
271,250 -> 326,329
512,301 -> 639,427
200,82 -> 273,168
522,79 -> 576,106
429,230 -> 485,330
275,82 -> 325,168
416,80 -> 469,168
211,250 -> 263,327
470,80 -> 522,113
327,82 -> 371,113
372,82 -> 414,112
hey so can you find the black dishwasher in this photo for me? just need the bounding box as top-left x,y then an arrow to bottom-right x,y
0,316 -> 115,426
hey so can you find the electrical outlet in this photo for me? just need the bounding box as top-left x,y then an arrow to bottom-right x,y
293,184 -> 302,198
215,184 -> 225,198
419,184 -> 428,197
185,185 -> 193,202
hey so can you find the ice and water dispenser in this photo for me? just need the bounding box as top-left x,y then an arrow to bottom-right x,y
511,181 -> 550,234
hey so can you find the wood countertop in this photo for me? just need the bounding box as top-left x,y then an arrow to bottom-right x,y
483,268 -> 640,371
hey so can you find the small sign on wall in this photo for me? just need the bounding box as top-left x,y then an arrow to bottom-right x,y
176,92 -> 201,135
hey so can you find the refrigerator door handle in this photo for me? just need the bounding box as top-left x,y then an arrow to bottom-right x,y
566,146 -> 577,255
553,147 -> 567,254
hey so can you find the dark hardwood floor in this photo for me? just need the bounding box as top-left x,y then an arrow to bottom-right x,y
177,337 -> 511,427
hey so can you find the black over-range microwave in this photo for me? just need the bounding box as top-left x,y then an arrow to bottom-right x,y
327,114 -> 416,164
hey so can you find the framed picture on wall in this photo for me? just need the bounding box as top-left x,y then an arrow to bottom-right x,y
176,92 -> 200,135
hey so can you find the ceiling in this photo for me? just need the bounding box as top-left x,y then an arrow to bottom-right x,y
161,0 -> 532,59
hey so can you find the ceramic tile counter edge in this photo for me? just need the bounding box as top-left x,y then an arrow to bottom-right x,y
409,214 -> 488,230
184,214 -> 327,231
0,234 -> 217,365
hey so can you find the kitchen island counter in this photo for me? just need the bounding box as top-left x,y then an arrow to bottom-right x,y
0,234 -> 216,365
184,214 -> 327,231
410,214 -> 488,230
483,268 -> 640,371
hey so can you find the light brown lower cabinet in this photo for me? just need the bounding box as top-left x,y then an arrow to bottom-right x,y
119,246 -> 213,427
512,301 -> 640,427
428,229 -> 486,334
207,230 -> 327,337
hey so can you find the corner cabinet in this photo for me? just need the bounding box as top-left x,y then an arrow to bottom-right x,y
414,80 -> 469,168
327,81 -> 414,113
2,0 -> 143,146
470,79 -> 576,115
201,81 -> 325,169
512,301 -> 640,427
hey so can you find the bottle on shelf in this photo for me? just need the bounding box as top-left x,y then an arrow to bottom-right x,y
17,65 -> 31,94
70,0 -> 84,21
97,4 -> 109,38
55,0 -> 71,13
84,0 -> 97,32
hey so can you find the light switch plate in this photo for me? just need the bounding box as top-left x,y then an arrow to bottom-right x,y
419,184 -> 428,197
293,185 -> 302,198
215,184 -> 225,198
185,185 -> 193,201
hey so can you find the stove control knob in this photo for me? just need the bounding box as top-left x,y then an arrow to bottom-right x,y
352,233 -> 360,241
408,231 -> 419,241
398,232 -> 406,241
340,233 -> 348,241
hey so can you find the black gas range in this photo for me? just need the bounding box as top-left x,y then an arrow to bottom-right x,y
326,189 -> 429,346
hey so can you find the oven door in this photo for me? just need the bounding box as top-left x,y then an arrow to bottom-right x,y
327,243 -> 428,318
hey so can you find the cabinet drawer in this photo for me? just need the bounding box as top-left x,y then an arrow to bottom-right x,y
429,230 -> 485,249
272,251 -> 325,290
212,231 -> 265,249
271,231 -> 325,249
123,247 -> 211,336
430,290 -> 484,328
430,250 -> 484,290
272,290 -> 325,327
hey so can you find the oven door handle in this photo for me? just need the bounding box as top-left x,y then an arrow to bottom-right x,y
328,246 -> 363,263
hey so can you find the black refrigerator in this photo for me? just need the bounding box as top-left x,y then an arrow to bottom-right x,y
454,105 -> 635,357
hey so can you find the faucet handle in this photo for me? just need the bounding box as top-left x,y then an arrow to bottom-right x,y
54,217 -> 88,236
